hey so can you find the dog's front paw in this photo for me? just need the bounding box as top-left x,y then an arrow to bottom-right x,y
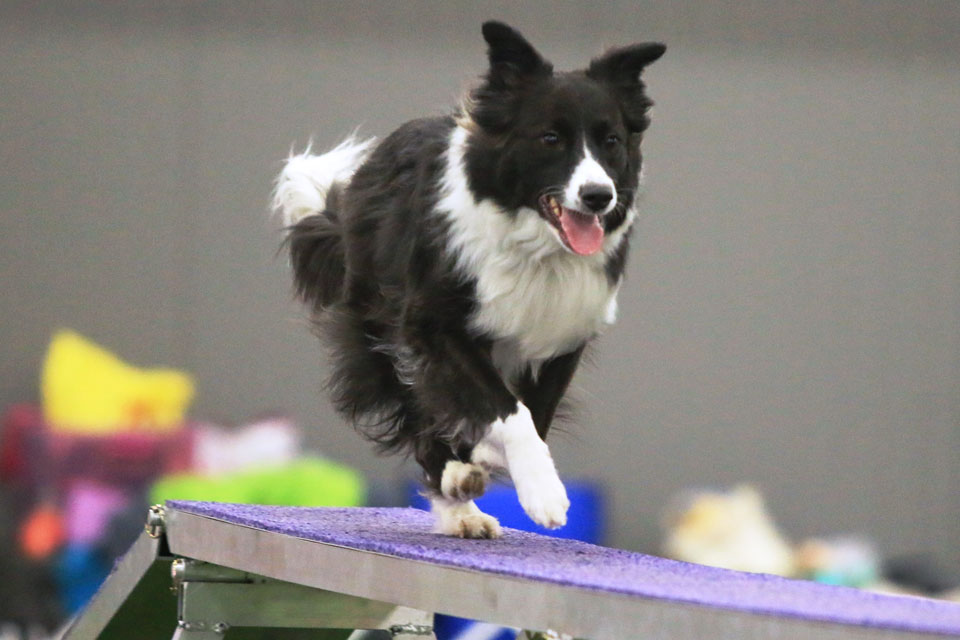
514,458 -> 570,529
494,403 -> 570,529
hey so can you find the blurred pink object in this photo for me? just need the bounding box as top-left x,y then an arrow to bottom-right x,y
192,416 -> 301,474
1,404 -> 194,491
64,480 -> 129,545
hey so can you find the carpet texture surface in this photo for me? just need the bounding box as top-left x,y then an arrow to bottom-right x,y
167,501 -> 960,636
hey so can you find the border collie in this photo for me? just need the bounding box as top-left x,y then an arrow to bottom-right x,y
274,22 -> 664,538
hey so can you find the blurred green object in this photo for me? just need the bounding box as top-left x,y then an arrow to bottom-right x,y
149,457 -> 366,507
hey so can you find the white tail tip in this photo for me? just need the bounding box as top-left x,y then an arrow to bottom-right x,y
272,136 -> 376,227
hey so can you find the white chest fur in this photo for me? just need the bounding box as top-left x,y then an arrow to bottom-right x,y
436,126 -> 624,370
470,221 -> 619,362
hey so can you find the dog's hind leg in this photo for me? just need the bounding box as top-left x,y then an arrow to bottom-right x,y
417,438 -> 501,539
429,494 -> 502,539
440,459 -> 489,502
432,461 -> 500,539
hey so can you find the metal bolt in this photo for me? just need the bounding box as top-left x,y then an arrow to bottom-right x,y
146,504 -> 166,538
523,632 -> 575,640
388,623 -> 434,637
170,558 -> 187,594
178,620 -> 226,633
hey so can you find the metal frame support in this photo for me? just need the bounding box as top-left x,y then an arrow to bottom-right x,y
70,504 -> 953,640
517,631 -> 585,640
170,558 -> 435,639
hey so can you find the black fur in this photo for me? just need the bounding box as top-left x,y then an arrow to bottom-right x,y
285,22 -> 663,493
287,187 -> 344,310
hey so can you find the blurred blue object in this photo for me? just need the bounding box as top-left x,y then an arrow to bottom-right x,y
410,479 -> 606,640
54,543 -> 110,615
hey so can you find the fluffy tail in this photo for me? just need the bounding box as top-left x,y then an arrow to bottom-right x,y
272,136 -> 375,227
273,136 -> 375,308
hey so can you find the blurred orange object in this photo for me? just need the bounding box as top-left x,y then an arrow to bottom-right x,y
19,503 -> 66,560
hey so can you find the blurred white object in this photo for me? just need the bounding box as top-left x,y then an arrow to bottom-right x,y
661,484 -> 796,576
193,417 -> 301,474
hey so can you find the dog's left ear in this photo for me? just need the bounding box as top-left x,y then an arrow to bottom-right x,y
588,43 -> 666,132
587,43 -> 666,85
482,21 -> 553,87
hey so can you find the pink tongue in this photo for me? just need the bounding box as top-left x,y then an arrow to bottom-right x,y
559,209 -> 605,255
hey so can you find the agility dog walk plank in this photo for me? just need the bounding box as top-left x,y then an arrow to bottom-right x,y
68,502 -> 960,639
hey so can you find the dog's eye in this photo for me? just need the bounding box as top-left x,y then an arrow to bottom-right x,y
605,134 -> 621,148
541,131 -> 560,146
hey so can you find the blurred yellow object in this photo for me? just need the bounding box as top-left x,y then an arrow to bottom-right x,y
661,485 -> 797,577
41,330 -> 194,434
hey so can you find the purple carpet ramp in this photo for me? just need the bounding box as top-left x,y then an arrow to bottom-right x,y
163,501 -> 960,639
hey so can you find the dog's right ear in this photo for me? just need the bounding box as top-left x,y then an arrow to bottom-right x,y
482,21 -> 553,86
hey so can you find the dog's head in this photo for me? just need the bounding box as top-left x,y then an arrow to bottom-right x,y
461,21 -> 665,256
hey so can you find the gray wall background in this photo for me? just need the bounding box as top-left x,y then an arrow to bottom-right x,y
1,1 -> 958,567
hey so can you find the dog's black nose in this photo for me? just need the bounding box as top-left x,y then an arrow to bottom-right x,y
579,184 -> 613,212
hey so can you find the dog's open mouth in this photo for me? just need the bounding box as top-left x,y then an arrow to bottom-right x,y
538,195 -> 605,256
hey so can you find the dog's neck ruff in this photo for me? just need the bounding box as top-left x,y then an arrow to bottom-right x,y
436,125 -> 629,366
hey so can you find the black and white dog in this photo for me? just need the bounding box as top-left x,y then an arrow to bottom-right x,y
274,22 -> 664,538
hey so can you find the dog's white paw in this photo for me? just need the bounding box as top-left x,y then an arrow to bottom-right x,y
513,457 -> 570,529
448,511 -> 503,539
440,460 -> 489,502
431,498 -> 503,539
490,403 -> 570,529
